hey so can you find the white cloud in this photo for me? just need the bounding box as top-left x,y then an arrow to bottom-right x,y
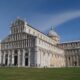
51,11 -> 80,26
38,11 -> 80,31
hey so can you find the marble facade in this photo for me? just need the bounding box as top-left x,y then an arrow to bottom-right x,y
0,18 -> 65,68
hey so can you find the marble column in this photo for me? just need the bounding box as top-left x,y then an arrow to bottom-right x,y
22,49 -> 25,67
73,55 -> 75,66
18,49 -> 20,67
50,53 -> 52,67
37,50 -> 41,67
40,50 -> 41,67
48,53 -> 50,67
0,50 -> 1,64
69,56 -> 71,66
8,50 -> 10,66
40,51 -> 42,67
45,52 -> 47,67
77,55 -> 79,66
41,51 -> 44,67
11,50 -> 14,66
67,56 -> 69,67
3,51 -> 6,65
34,48 -> 38,67
71,56 -> 73,67
1,51 -> 3,65
72,56 -> 73,66
43,52 -> 45,67
28,48 -> 30,67
9,51 -> 12,66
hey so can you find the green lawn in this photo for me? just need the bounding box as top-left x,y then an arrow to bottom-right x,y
0,67 -> 80,80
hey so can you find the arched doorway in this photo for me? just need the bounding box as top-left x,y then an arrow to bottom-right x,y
74,61 -> 77,66
14,50 -> 18,66
25,52 -> 28,66
5,54 -> 8,66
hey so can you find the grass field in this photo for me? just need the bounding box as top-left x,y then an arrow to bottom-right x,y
0,67 -> 80,80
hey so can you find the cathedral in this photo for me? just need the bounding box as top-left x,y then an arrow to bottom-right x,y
58,41 -> 80,67
0,18 -> 80,68
0,18 -> 65,68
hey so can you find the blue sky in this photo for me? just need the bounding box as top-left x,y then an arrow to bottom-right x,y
0,0 -> 80,42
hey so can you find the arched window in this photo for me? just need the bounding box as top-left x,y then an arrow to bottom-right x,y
69,57 -> 70,60
5,54 -> 8,65
5,54 -> 8,58
25,52 -> 28,56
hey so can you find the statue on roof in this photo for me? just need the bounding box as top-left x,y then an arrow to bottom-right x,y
51,26 -> 56,31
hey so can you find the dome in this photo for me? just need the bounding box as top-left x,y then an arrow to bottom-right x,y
48,27 -> 58,37
48,30 -> 58,37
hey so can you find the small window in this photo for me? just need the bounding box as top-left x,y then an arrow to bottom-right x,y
69,57 -> 70,60
25,53 -> 28,56
15,50 -> 18,54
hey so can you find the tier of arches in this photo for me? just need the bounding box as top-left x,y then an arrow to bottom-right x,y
1,49 -> 31,67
